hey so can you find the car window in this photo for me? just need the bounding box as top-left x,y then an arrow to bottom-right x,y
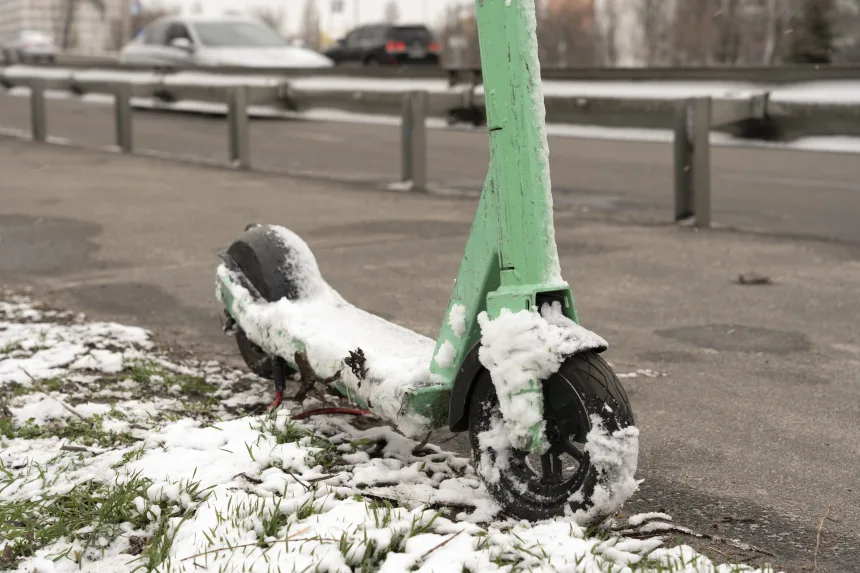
364,26 -> 387,44
388,26 -> 432,44
344,27 -> 364,46
143,20 -> 169,45
164,23 -> 193,46
192,21 -> 286,47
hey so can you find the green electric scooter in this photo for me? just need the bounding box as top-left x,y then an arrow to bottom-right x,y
216,0 -> 635,522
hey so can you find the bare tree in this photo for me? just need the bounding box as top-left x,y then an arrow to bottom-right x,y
593,0 -> 619,65
253,5 -> 287,35
384,0 -> 400,24
111,5 -> 175,48
762,0 -> 786,63
712,0 -> 742,63
639,0 -> 675,65
832,0 -> 860,62
57,0 -> 106,50
537,1 -> 595,66
301,0 -> 321,50
672,0 -> 724,64
434,3 -> 481,68
788,0 -> 837,63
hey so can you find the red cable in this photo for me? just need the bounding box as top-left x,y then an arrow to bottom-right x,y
267,391 -> 284,411
291,407 -> 375,421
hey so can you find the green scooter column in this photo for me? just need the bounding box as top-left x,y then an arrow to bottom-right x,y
429,0 -> 577,453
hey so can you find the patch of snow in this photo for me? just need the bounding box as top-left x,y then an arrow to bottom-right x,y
628,512 -> 674,527
433,340 -> 456,369
521,0 -> 563,286
570,414 -> 641,525
475,301 -> 607,448
617,368 -> 666,379
770,81 -> 860,105
475,414 -> 512,486
447,303 -> 467,339
288,76 -> 450,94
0,318 -> 151,386
386,179 -> 414,191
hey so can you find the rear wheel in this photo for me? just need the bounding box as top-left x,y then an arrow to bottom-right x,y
235,328 -> 274,380
468,350 -> 635,522
226,224 -> 299,379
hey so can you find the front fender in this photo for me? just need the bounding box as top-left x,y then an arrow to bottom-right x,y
447,342 -> 484,432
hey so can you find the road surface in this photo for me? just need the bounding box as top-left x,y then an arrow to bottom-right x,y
1,139 -> 858,572
1,93 -> 859,243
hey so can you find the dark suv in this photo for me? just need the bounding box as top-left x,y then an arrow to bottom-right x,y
323,24 -> 441,66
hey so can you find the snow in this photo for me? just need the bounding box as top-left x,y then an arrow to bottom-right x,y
627,512 -> 673,527
0,293 -> 776,573
570,415 -> 641,525
71,68 -> 162,85
0,309 -> 151,386
433,340 -> 456,369
769,81 -> 860,105
521,0 -> 563,287
288,76 -> 451,94
161,71 -> 284,88
447,303 -> 467,339
475,301 -> 607,449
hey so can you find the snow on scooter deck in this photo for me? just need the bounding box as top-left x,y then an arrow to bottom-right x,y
216,226 -> 443,437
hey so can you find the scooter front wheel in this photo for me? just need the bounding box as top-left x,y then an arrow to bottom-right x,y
468,350 -> 634,522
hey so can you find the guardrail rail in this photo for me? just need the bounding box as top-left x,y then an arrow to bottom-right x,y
2,63 -> 859,228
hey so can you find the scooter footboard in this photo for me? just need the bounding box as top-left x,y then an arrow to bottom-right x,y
217,261 -> 447,437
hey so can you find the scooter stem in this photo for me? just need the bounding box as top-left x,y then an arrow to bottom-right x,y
476,0 -> 562,288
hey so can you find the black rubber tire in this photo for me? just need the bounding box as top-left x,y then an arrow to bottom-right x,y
468,350 -> 634,522
226,225 -> 301,378
235,328 -> 274,380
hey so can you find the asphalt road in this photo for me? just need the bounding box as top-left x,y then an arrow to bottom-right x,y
1,139 -> 858,572
1,92 -> 860,244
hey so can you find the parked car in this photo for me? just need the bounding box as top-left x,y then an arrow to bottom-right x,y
120,15 -> 333,68
2,30 -> 57,64
323,24 -> 441,66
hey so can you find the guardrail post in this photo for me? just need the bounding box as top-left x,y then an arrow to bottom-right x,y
673,97 -> 712,227
401,90 -> 428,190
114,83 -> 133,153
227,86 -> 250,170
29,79 -> 47,143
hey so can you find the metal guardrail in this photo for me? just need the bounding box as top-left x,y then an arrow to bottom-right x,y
3,73 -> 760,228
12,75 -> 433,191
35,56 -> 860,84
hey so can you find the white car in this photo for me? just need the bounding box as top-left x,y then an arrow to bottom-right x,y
3,30 -> 57,64
120,15 -> 333,68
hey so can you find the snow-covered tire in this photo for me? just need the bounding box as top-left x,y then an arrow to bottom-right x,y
235,328 -> 274,380
226,224 -> 300,379
468,350 -> 635,523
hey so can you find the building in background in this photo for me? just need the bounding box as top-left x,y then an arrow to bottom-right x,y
0,0 -> 130,53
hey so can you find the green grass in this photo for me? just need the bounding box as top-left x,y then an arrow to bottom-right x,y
122,360 -> 216,398
0,414 -> 139,448
131,477 -> 212,573
0,340 -> 25,354
0,473 -> 154,568
258,416 -> 343,473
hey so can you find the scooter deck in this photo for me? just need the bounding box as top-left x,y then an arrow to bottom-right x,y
216,227 -> 449,437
